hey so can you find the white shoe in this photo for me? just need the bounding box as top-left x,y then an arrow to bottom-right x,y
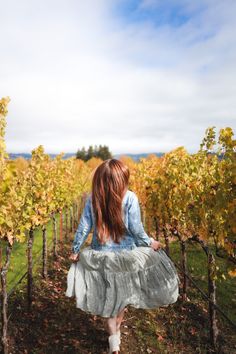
108,333 -> 120,353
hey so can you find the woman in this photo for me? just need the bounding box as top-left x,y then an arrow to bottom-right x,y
65,158 -> 180,354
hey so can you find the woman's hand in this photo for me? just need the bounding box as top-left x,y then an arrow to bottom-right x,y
150,238 -> 162,251
69,253 -> 80,262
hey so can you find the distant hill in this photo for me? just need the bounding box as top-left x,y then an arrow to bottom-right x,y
7,152 -> 164,161
113,152 -> 165,162
7,152 -> 76,160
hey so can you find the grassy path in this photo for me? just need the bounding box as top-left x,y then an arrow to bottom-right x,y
0,213 -> 60,293
7,238 -> 236,353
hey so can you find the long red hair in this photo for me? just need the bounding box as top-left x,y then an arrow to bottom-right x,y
91,158 -> 130,244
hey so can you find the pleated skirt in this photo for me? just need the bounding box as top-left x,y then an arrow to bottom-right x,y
65,246 -> 180,318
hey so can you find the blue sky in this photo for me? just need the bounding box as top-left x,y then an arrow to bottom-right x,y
115,0 -> 193,27
0,0 -> 235,154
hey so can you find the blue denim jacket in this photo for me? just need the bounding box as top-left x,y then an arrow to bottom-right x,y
71,190 -> 152,253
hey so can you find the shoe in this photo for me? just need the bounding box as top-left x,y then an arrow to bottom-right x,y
108,333 -> 120,354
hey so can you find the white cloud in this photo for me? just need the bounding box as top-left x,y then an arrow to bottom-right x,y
0,0 -> 235,154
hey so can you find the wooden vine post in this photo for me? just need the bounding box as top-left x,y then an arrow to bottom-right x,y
77,195 -> 84,225
0,241 -> 12,354
146,213 -> 151,235
65,207 -> 68,240
77,197 -> 82,224
163,227 -> 170,257
27,227 -> 34,311
153,216 -> 160,241
60,209 -> 63,245
190,235 -> 219,349
173,230 -> 188,300
180,239 -> 188,301
0,247 -> 2,269
208,252 -> 219,349
73,202 -> 77,230
70,206 -> 73,233
142,208 -> 146,228
42,225 -> 48,279
52,212 -> 58,258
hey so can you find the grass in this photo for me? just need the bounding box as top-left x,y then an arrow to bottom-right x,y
168,239 -> 236,324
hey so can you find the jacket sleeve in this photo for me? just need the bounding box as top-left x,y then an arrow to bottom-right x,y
71,195 -> 93,253
127,193 -> 152,247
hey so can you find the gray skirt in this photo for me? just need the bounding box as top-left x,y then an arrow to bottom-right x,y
65,246 -> 180,318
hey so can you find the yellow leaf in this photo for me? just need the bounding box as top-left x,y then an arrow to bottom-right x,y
228,269 -> 236,278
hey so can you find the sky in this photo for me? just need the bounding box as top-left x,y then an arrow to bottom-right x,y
1,0 -> 235,154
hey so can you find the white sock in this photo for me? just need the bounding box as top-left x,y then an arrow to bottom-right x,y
117,330 -> 121,344
108,333 -> 120,353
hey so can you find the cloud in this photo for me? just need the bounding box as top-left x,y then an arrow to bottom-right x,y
0,0 -> 235,154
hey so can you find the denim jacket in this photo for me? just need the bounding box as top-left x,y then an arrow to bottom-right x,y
71,189 -> 152,253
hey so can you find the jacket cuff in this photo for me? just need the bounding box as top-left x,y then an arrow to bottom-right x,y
148,237 -> 154,246
72,245 -> 80,254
